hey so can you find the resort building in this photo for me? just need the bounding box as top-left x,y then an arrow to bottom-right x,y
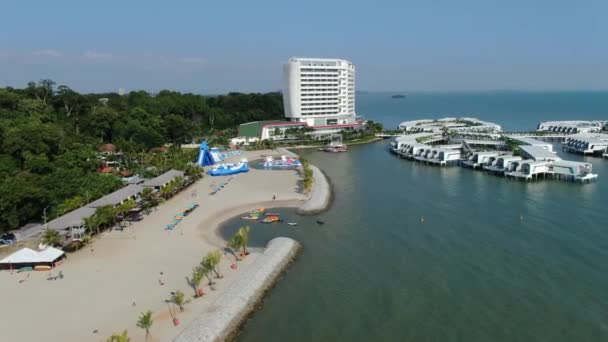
398,117 -> 502,134
387,117 -> 599,183
537,120 -> 606,134
518,145 -> 561,162
20,169 -> 188,241
562,133 -> 608,156
142,169 -> 186,190
462,151 -> 501,168
283,57 -> 362,129
507,136 -> 554,152
551,160 -> 596,181
484,156 -> 523,173
87,184 -> 144,208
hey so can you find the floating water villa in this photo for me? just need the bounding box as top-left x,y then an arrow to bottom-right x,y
389,118 -> 600,184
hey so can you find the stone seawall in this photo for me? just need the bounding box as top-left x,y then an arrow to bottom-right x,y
174,237 -> 301,342
297,165 -> 332,215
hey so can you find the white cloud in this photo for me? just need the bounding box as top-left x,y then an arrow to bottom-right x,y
179,57 -> 206,65
83,50 -> 113,60
32,49 -> 62,57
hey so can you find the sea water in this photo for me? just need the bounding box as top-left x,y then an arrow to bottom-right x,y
221,92 -> 608,342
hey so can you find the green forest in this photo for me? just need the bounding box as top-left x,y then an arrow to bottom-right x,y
0,80 -> 285,231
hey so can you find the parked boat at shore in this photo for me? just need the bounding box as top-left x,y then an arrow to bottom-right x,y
319,134 -> 348,153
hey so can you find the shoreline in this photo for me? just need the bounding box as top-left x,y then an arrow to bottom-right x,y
278,136 -> 382,150
205,199 -> 306,247
174,237 -> 302,342
0,148 -> 332,342
297,165 -> 332,215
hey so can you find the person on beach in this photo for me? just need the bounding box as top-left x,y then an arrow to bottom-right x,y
273,195 -> 276,200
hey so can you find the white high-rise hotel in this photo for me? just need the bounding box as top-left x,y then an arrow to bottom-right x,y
283,57 -> 360,128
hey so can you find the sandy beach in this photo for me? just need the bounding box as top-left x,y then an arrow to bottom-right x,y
0,150 -> 308,342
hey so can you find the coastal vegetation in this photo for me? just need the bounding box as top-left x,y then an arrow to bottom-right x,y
171,290 -> 186,312
0,81 -> 283,232
40,228 -> 62,247
189,267 -> 205,297
228,226 -> 251,258
300,158 -> 314,192
136,310 -> 154,342
106,330 -> 130,342
202,250 -> 223,279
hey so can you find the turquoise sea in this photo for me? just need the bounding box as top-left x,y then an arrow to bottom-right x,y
221,92 -> 608,342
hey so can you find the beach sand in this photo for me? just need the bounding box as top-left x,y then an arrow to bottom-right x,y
0,150 -> 307,342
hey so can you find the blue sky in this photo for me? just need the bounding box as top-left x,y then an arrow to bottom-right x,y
0,0 -> 606,93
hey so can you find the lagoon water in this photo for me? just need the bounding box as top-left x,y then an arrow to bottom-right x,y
222,92 -> 608,342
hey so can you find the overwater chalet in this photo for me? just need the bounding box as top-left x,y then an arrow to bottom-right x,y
518,145 -> 561,162
462,151 -> 501,168
551,160 -> 597,182
562,134 -> 608,156
537,120 -> 606,134
387,118 -> 601,183
426,148 -> 461,166
484,156 -> 523,173
508,136 -> 554,152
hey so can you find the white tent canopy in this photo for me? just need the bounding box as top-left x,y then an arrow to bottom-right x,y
0,247 -> 65,265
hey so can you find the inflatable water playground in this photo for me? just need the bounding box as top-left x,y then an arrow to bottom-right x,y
261,155 -> 302,169
207,160 -> 249,176
197,141 -> 250,176
197,142 -> 223,166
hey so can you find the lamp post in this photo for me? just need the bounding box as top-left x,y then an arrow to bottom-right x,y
43,206 -> 49,230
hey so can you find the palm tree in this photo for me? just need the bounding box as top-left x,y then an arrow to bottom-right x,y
202,250 -> 223,279
227,235 -> 242,261
172,290 -> 185,312
84,215 -> 101,235
95,205 -> 118,229
185,165 -> 203,181
41,229 -> 62,247
173,176 -> 185,192
190,267 -> 205,297
117,199 -> 136,218
136,310 -> 153,342
106,330 -> 130,342
199,262 -> 216,289
237,226 -> 250,256
159,184 -> 173,200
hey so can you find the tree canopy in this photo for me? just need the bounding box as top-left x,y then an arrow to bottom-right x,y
0,80 -> 284,231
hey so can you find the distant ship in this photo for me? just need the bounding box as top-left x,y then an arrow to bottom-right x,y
391,94 -> 406,99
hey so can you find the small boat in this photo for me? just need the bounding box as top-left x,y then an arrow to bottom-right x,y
240,216 -> 259,221
316,220 -> 325,225
320,134 -> 347,153
250,208 -> 265,214
264,213 -> 280,216
262,215 -> 281,223
287,222 -> 298,226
